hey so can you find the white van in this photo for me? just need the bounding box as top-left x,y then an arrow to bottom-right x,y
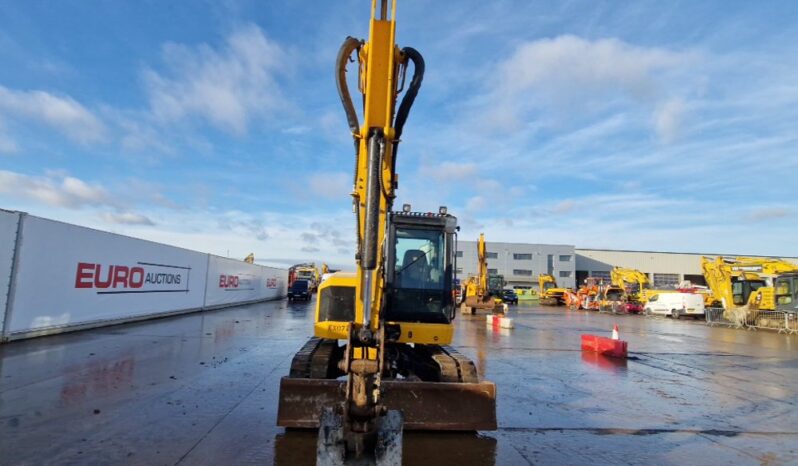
645,292 -> 705,320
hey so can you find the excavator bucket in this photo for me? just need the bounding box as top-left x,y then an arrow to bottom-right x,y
316,407 -> 403,466
278,377 -> 497,431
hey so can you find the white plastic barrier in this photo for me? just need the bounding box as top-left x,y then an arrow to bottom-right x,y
5,215 -> 209,337
0,210 -> 22,333
204,255 -> 287,307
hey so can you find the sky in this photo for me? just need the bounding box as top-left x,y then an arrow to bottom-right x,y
1,1 -> 797,269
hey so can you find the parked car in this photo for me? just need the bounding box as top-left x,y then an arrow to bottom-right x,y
288,279 -> 311,302
645,292 -> 704,319
501,289 -> 518,305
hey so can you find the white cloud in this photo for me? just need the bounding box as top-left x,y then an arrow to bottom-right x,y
143,24 -> 288,134
498,35 -> 688,100
466,195 -> 487,211
0,170 -> 162,230
488,35 -> 695,135
216,210 -> 270,241
100,212 -> 155,226
552,200 -> 576,214
0,170 -> 111,209
654,98 -> 687,143
0,85 -> 105,144
309,171 -> 351,200
747,207 -> 791,222
282,125 -> 310,135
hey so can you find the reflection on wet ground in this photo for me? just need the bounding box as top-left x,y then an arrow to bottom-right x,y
274,430 -> 497,466
1,299 -> 797,464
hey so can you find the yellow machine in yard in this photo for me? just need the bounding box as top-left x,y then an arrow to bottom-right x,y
610,267 -> 659,312
277,2 -> 496,463
609,267 -> 682,307
538,274 -> 568,306
461,233 -> 504,314
701,256 -> 798,323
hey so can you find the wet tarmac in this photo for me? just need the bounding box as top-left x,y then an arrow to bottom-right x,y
1,299 -> 796,465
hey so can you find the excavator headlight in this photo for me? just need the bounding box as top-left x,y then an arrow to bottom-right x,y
402,203 -> 411,213
438,206 -> 447,215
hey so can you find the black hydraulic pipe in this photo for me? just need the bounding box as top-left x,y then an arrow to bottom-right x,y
390,47 -> 425,183
393,47 -> 424,141
336,36 -> 362,137
363,131 -> 383,270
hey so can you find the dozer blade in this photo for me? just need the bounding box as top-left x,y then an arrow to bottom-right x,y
278,377 -> 497,431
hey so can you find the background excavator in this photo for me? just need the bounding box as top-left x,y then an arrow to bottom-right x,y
609,267 -> 654,312
461,233 -> 504,314
701,256 -> 798,324
277,2 -> 496,463
538,274 -> 568,306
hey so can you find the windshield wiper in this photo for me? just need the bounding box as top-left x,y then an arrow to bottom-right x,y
397,250 -> 429,275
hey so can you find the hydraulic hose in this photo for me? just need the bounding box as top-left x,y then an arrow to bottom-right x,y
336,36 -> 362,137
336,36 -> 364,189
393,47 -> 425,141
390,47 -> 425,181
363,130 -> 383,270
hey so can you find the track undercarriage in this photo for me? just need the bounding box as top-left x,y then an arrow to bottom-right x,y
278,337 -> 496,428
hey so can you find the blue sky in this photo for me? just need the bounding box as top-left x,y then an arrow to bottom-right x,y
1,1 -> 797,268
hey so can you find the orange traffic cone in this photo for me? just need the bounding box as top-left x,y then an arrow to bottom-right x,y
612,324 -> 619,340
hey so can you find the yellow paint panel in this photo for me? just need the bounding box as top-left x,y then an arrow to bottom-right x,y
388,322 -> 454,345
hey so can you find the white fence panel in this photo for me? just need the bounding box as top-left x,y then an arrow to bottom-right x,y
204,255 -> 287,307
0,210 -> 22,333
6,216 -> 208,335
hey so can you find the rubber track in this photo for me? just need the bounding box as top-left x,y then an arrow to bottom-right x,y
310,340 -> 338,379
290,338 -> 480,384
440,346 -> 480,383
289,337 -> 322,378
427,345 -> 480,383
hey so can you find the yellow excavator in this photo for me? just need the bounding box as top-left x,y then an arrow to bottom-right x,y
609,267 -> 686,306
701,256 -> 798,323
538,274 -> 567,306
277,2 -> 496,463
243,253 -> 255,264
609,267 -> 654,312
461,233 -> 504,314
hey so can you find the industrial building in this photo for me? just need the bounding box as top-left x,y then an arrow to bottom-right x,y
456,240 -> 798,291
575,248 -> 798,288
456,241 -> 576,289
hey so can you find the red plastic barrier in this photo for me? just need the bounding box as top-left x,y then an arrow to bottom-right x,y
581,334 -> 628,359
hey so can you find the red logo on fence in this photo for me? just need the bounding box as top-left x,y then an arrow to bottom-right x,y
219,274 -> 240,288
75,263 -> 146,289
75,262 -> 185,290
266,278 -> 278,289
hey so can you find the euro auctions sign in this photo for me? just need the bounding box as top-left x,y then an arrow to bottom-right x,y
75,261 -> 191,294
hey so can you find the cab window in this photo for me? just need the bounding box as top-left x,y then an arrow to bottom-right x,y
387,227 -> 451,324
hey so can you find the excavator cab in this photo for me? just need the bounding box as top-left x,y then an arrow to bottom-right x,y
731,278 -> 766,305
775,274 -> 798,312
384,210 -> 458,324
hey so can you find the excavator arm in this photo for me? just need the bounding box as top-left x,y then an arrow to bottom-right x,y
462,233 -> 504,314
277,2 -> 497,464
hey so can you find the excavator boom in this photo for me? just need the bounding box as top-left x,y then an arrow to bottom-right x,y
462,233 -> 504,314
277,2 -> 496,463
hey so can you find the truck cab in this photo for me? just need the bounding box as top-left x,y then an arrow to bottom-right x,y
288,279 -> 310,302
